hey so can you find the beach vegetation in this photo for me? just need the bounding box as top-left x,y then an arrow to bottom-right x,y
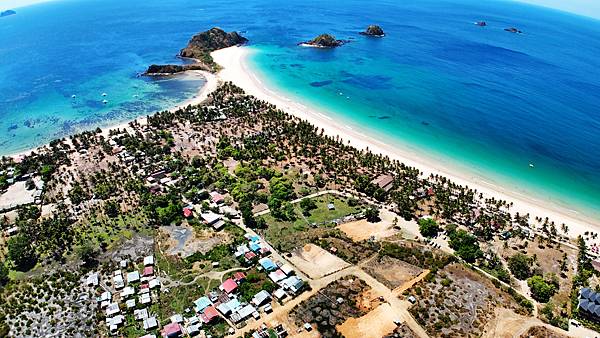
418,218 -> 440,237
446,225 -> 482,263
527,275 -> 558,303
508,253 -> 534,280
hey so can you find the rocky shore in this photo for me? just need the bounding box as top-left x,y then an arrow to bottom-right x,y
144,27 -> 247,75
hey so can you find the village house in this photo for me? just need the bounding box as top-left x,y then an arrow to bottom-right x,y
161,322 -> 183,338
371,174 -> 394,192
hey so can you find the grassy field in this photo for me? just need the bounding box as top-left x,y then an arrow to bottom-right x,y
259,194 -> 364,252
156,276 -> 216,321
76,210 -> 153,250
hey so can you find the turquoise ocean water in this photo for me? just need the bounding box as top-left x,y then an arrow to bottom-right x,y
1,0 -> 599,220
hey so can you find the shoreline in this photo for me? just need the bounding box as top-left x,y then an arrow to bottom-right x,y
4,44 -> 598,241
5,70 -> 219,160
211,45 -> 600,240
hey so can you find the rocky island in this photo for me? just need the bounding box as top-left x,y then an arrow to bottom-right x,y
299,33 -> 347,48
360,25 -> 385,37
504,27 -> 523,33
1,10 -> 16,17
144,27 -> 247,75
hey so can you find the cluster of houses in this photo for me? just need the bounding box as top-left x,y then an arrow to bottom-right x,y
250,323 -> 288,338
193,235 -> 306,327
89,255 -> 161,335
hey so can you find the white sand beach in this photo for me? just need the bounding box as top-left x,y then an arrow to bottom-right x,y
211,45 -> 599,241
6,44 -> 597,243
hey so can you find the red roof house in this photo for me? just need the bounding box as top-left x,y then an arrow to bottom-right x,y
233,272 -> 246,283
220,278 -> 238,294
244,251 -> 257,261
183,207 -> 193,218
143,266 -> 154,277
200,305 -> 219,323
210,191 -> 225,204
161,322 -> 182,338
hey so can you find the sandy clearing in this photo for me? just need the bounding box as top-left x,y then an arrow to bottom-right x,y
288,244 -> 350,279
481,308 -> 575,338
0,181 -> 36,209
337,303 -> 398,338
338,208 -> 400,241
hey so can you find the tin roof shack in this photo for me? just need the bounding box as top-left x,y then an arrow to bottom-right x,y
371,174 -> 394,192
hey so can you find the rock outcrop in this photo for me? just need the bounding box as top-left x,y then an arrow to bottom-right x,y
179,27 -> 248,59
504,27 -> 522,33
144,27 -> 247,76
144,63 -> 211,75
299,34 -> 347,48
360,25 -> 385,37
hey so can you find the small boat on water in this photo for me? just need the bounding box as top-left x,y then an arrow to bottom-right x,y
529,163 -> 535,168
71,94 -> 76,98
101,92 -> 108,97
475,21 -> 487,27
102,99 -> 108,104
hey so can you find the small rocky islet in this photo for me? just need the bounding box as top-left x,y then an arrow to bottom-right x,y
299,34 -> 348,48
360,24 -> 385,37
144,27 -> 247,75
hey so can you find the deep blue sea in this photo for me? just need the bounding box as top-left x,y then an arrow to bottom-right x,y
1,0 -> 599,220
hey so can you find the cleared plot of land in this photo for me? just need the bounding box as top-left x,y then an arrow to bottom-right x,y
482,308 -> 573,338
160,223 -> 224,257
0,180 -> 36,209
288,243 -> 350,279
363,256 -> 423,289
338,217 -> 397,242
337,303 -> 398,338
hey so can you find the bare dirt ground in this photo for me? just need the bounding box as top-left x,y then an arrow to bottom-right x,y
363,256 -> 423,289
0,180 -> 36,209
482,308 -> 574,338
159,223 -> 224,257
288,243 -> 351,279
337,303 -> 398,338
338,208 -> 399,241
103,234 -> 153,262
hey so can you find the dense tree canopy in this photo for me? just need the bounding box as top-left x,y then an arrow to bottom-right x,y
7,234 -> 38,271
447,226 -> 482,263
418,218 -> 440,238
508,253 -> 534,280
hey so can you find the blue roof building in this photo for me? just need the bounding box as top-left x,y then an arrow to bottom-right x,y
258,257 -> 277,271
579,287 -> 600,319
194,296 -> 212,312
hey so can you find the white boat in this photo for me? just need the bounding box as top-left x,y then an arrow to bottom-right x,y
71,94 -> 76,98
102,99 -> 108,104
102,92 -> 107,97
529,163 -> 535,168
